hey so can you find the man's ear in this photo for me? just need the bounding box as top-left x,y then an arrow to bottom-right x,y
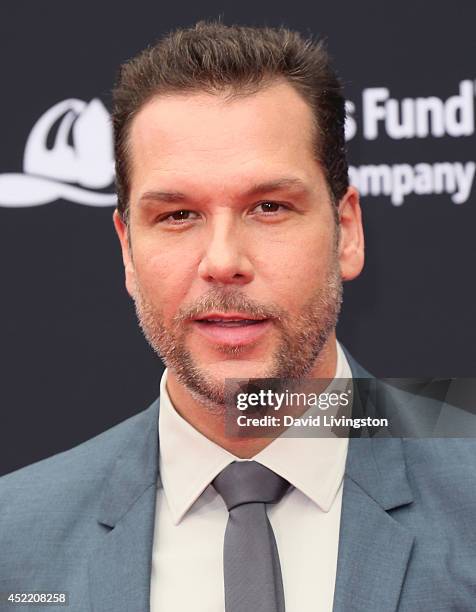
112,209 -> 136,298
337,186 -> 365,281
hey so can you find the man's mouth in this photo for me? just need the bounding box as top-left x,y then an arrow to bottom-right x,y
196,318 -> 266,327
191,314 -> 271,345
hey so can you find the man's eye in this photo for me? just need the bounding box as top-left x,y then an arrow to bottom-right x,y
162,210 -> 198,223
253,201 -> 286,214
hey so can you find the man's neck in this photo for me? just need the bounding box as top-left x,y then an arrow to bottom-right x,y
166,335 -> 338,458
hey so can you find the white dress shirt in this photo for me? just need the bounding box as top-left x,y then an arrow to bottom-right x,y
150,342 -> 352,612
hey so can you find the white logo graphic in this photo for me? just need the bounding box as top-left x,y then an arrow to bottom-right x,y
0,98 -> 116,207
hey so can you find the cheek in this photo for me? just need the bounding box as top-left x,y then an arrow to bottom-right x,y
133,248 -> 195,315
259,231 -> 335,305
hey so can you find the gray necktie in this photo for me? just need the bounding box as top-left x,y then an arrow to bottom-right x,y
212,461 -> 291,612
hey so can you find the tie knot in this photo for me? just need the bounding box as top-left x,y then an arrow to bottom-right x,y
212,461 -> 290,511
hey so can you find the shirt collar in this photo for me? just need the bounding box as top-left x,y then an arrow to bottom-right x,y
158,374 -> 236,524
253,342 -> 350,512
158,342 -> 351,524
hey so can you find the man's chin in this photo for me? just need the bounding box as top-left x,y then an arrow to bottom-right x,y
172,357 -> 275,412
196,358 -> 273,384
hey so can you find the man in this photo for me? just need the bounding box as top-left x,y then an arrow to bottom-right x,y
1,21 -> 476,612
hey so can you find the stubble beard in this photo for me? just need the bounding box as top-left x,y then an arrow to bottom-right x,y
132,252 -> 343,413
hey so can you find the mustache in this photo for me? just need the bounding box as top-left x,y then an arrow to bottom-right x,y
173,288 -> 286,324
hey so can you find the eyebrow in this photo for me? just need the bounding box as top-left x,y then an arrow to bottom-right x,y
138,177 -> 310,206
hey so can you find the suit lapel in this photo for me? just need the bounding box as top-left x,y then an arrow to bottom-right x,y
332,353 -> 416,612
88,399 -> 161,612
333,438 -> 415,612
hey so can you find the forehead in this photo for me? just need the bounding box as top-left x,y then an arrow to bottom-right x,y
128,80 -> 321,197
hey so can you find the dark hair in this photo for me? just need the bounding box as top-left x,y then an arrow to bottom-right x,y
112,21 -> 348,222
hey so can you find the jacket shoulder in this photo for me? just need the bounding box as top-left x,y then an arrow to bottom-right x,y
0,399 -> 159,512
0,398 -> 159,588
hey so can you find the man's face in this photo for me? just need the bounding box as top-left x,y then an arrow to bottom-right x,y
114,80 -> 363,407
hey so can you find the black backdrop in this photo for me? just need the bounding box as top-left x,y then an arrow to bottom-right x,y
1,0 -> 475,476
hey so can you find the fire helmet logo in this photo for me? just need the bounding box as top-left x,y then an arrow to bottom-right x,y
0,98 -> 116,207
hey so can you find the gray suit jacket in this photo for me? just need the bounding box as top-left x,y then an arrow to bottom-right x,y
1,355 -> 476,611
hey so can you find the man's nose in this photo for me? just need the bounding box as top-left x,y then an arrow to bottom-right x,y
197,217 -> 254,285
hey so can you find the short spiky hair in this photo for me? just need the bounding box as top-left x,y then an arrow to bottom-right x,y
112,21 -> 348,222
